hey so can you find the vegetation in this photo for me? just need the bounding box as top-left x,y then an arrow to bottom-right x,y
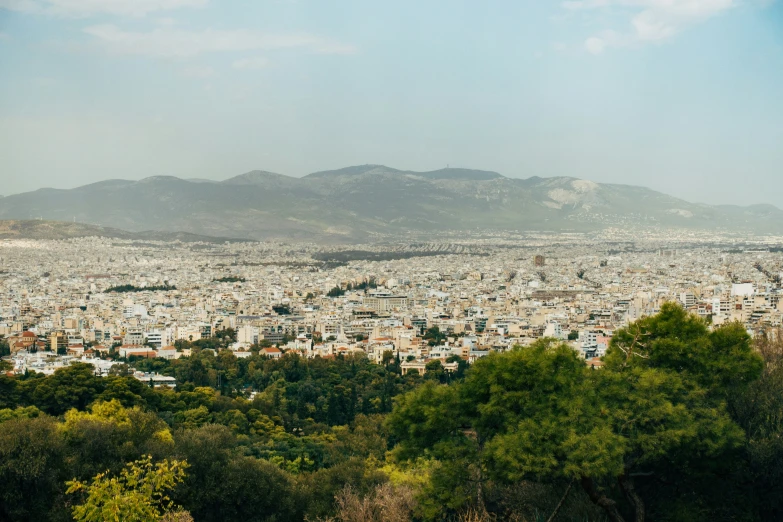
388,304 -> 769,521
273,305 -> 292,316
2,304 -> 783,521
213,276 -> 246,283
67,456 -> 189,522
105,284 -> 176,293
327,286 -> 346,298
313,251 -> 461,263
327,279 -> 379,298
423,326 -> 448,347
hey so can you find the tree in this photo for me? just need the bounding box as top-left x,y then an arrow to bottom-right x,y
173,424 -> 236,520
0,374 -> 19,409
203,456 -> 296,522
423,327 -> 447,347
0,405 -> 41,423
728,328 -> 783,520
0,416 -> 66,522
66,455 -> 188,522
445,354 -> 468,379
24,363 -> 104,415
59,400 -> 174,484
98,375 -> 157,408
605,303 -> 762,397
327,286 -> 346,298
389,311 -> 757,522
172,424 -> 296,522
424,360 -> 446,383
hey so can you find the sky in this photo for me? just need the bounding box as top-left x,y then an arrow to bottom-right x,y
0,0 -> 782,206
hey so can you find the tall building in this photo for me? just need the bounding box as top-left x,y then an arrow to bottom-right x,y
123,327 -> 144,346
534,255 -> 546,267
50,332 -> 68,353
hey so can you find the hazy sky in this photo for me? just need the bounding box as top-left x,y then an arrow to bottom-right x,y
1,0 -> 781,206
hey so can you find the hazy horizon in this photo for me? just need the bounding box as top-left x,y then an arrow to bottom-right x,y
1,1 -> 782,206
1,163 -> 781,211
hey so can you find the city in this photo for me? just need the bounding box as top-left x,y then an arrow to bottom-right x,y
3,229 -> 781,378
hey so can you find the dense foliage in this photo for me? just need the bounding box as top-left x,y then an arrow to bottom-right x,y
326,279 -> 378,298
388,304 -> 775,522
67,456 -> 189,522
2,304 -> 783,521
0,351 -> 421,521
105,284 -> 176,293
213,276 -> 246,283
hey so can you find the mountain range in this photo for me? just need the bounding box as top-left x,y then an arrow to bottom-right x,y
1,165 -> 780,241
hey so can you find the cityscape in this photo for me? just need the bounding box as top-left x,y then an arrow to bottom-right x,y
3,228 -> 782,377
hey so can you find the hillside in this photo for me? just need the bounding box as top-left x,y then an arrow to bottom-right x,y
0,165 -> 781,240
0,220 -> 245,243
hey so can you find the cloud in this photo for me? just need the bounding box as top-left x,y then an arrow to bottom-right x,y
82,24 -> 357,58
155,17 -> 179,26
0,0 -> 206,17
585,36 -> 607,54
583,30 -> 626,54
181,65 -> 214,78
233,56 -> 270,70
565,0 -> 738,52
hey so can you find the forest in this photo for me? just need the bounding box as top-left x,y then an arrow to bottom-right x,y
1,304 -> 782,522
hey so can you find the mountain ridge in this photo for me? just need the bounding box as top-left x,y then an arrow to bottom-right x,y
1,165 -> 780,241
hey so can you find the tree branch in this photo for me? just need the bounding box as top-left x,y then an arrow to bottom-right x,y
546,480 -> 573,522
618,474 -> 646,522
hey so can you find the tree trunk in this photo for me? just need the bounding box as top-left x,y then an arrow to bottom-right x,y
580,476 -> 626,522
546,480 -> 573,522
475,475 -> 487,515
618,474 -> 645,522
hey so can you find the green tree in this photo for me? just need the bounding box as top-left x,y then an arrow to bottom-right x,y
327,286 -> 346,298
605,303 -> 762,396
61,400 -> 175,481
389,316 -> 756,522
67,455 -> 188,522
23,363 -> 104,415
424,360 -> 446,383
423,327 -> 447,347
0,373 -> 19,409
98,375 -> 158,408
727,328 -> 783,520
0,405 -> 42,423
0,416 -> 65,522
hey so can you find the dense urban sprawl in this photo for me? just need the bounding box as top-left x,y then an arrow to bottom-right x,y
3,230 -> 782,379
